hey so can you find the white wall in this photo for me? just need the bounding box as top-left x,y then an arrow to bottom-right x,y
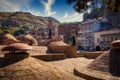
94,29 -> 120,47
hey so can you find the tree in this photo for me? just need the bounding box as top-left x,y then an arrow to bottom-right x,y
105,0 -> 120,12
21,26 -> 30,31
8,29 -> 16,35
67,0 -> 91,12
68,35 -> 76,45
66,0 -> 120,12
72,36 -> 76,46
14,29 -> 25,36
48,29 -> 52,38
0,26 -> 8,30
0,29 -> 3,34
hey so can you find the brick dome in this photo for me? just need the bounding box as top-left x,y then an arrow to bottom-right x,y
18,33 -> 38,46
111,40 -> 120,49
48,41 -> 69,53
48,41 -> 68,48
0,44 -> 68,80
0,32 -> 19,45
74,40 -> 120,79
0,57 -> 65,80
2,43 -> 33,51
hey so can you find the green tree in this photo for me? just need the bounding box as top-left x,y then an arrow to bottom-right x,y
21,25 -> 30,31
14,29 -> 25,36
48,29 -> 52,38
8,29 -> 16,35
72,36 -> 76,46
68,35 -> 76,45
0,26 -> 8,30
66,0 -> 120,12
0,29 -> 3,34
67,0 -> 91,12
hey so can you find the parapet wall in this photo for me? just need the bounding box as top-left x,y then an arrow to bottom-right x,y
77,51 -> 104,59
28,46 -> 48,54
49,46 -> 77,58
0,45 -> 48,54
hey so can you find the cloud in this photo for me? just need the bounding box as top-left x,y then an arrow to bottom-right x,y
40,0 -> 56,16
0,0 -> 32,12
63,12 -> 68,18
59,12 -> 68,19
0,0 -> 20,12
0,0 -> 42,16
30,10 -> 41,16
59,12 -> 83,23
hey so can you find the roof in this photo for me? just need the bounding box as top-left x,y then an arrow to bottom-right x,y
48,41 -> 69,53
2,43 -> 33,51
111,40 -> 120,45
18,33 -> 38,46
48,41 -> 68,48
0,33 -> 19,45
0,56 -> 66,80
85,40 -> 120,76
111,40 -> 120,48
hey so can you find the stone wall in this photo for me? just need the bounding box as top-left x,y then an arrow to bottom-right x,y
32,53 -> 66,61
84,52 -> 103,59
49,46 -> 77,58
77,51 -> 104,59
0,45 -> 48,55
28,46 -> 48,54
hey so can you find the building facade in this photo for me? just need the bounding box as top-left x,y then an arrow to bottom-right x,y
47,19 -> 58,37
77,20 -> 100,50
94,28 -> 120,49
58,22 -> 79,44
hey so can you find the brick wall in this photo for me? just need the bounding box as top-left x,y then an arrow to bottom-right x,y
49,45 -> 77,58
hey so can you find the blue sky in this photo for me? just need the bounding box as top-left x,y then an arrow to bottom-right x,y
0,0 -> 83,23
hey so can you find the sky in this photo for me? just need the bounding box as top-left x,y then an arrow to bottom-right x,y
0,0 -> 83,23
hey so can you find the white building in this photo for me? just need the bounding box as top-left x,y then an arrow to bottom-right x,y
94,28 -> 120,49
77,20 -> 101,50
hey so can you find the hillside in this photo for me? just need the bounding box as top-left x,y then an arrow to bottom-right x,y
0,12 -> 60,28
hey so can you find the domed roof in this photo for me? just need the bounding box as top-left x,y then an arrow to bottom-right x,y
88,41 -> 120,72
111,40 -> 120,48
48,41 -> 69,53
2,43 -> 33,51
0,43 -> 68,80
18,33 -> 38,46
48,41 -> 68,47
0,56 -> 66,80
75,40 -> 120,79
0,31 -> 19,45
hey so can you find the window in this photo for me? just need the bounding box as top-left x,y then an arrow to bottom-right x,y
111,37 -> 113,41
97,38 -> 99,42
102,37 -> 105,41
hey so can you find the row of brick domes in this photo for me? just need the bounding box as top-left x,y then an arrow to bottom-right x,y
0,43 -> 67,80
0,31 -> 38,46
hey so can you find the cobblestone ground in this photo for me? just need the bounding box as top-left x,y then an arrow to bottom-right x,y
46,57 -> 94,80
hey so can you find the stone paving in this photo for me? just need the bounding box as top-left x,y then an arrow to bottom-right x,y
46,57 -> 93,80
0,45 -> 94,80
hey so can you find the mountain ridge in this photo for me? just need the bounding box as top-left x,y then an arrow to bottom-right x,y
0,12 -> 60,28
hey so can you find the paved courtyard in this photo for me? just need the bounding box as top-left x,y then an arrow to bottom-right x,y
46,57 -> 94,80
